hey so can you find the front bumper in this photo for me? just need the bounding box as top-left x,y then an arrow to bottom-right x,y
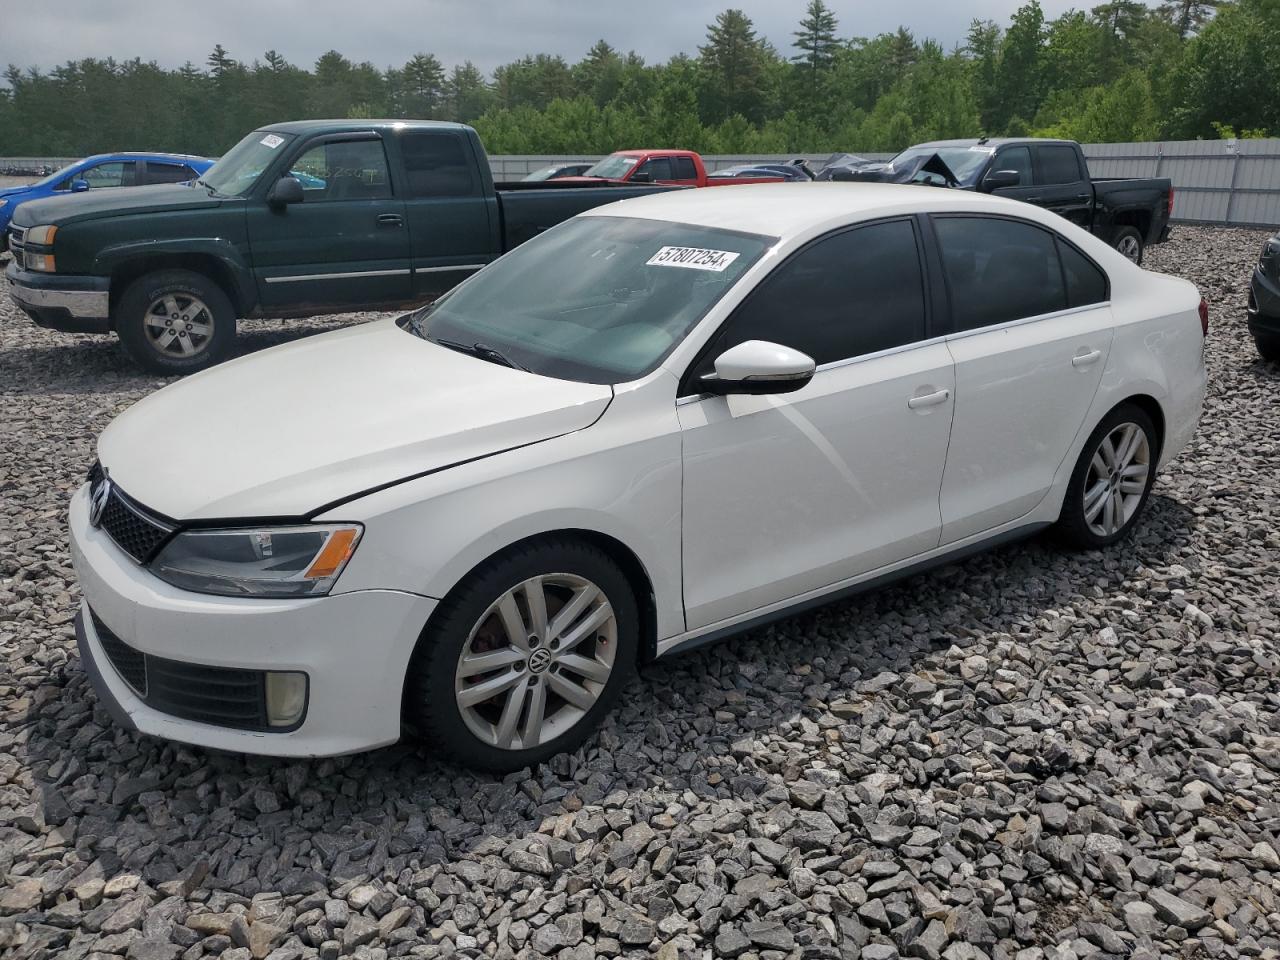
6,261 -> 112,333
69,485 -> 438,757
1248,263 -> 1280,339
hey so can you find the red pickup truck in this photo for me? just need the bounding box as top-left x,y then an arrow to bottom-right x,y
561,149 -> 784,187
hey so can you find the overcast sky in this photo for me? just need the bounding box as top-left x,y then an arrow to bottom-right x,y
1,0 -> 1140,77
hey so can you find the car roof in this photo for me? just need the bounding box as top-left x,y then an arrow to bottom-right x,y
259,119 -> 470,136
612,149 -> 694,158
910,138 -> 1077,149
583,181 -> 1060,238
81,152 -> 211,164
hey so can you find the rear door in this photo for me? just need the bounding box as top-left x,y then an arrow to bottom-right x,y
931,214 -> 1114,544
392,128 -> 497,298
1031,144 -> 1093,228
246,133 -> 411,310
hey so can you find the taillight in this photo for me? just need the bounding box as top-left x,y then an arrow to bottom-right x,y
1168,188 -> 1175,217
1198,297 -> 1209,335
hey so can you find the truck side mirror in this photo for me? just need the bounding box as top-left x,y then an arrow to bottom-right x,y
71,179 -> 90,193
983,169 -> 1021,192
267,176 -> 304,209
630,171 -> 652,183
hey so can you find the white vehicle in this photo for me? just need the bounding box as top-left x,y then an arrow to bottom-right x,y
70,184 -> 1207,769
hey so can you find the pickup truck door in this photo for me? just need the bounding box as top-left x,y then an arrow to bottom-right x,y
634,156 -> 700,187
1030,144 -> 1093,229
391,129 -> 499,299
246,133 -> 412,310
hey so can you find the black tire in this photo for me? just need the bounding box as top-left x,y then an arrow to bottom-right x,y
1056,402 -> 1158,550
115,269 -> 236,375
1112,226 -> 1144,265
404,537 -> 639,772
1255,335 -> 1280,364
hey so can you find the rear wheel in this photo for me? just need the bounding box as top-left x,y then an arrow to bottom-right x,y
1056,403 -> 1158,549
1113,226 -> 1144,264
116,269 -> 236,375
405,538 -> 638,771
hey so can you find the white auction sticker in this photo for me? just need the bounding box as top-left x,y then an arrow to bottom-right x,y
259,134 -> 285,149
646,246 -> 740,272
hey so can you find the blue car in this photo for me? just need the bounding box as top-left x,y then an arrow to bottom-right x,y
0,152 -> 214,250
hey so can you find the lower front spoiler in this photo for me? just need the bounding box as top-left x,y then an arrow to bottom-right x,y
75,609 -> 138,733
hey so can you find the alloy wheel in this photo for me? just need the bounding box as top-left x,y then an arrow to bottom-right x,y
1116,235 -> 1142,263
1083,421 -> 1150,537
144,293 -> 215,358
454,573 -> 616,751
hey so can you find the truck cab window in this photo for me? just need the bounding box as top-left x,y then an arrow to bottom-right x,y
401,132 -> 479,198
1037,145 -> 1085,184
673,156 -> 698,180
991,146 -> 1032,186
637,158 -> 674,181
290,139 -> 392,201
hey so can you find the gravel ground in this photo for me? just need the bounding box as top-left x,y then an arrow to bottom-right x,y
1,225 -> 1279,960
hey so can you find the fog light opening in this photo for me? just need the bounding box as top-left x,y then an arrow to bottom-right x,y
265,672 -> 308,727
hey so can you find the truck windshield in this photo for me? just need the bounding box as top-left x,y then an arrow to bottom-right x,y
201,130 -> 297,196
582,155 -> 639,179
891,146 -> 993,186
406,215 -> 773,384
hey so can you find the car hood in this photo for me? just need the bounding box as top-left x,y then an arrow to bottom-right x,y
0,185 -> 35,201
11,182 -> 225,227
96,318 -> 613,520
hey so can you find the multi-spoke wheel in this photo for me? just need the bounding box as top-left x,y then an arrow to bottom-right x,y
406,538 -> 638,771
1113,226 -> 1144,265
116,269 -> 236,374
1057,403 -> 1158,548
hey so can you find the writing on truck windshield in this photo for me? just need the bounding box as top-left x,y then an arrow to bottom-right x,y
406,216 -> 773,384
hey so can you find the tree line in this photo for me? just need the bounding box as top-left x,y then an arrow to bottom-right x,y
1,0 -> 1276,160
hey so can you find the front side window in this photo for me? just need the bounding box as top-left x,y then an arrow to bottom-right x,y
81,161 -> 135,189
401,132 -> 477,198
933,216 -> 1067,331
201,130 -> 298,197
992,146 -> 1032,185
1038,145 -> 1084,185
405,215 -> 772,384
290,139 -> 392,201
637,157 -> 674,181
695,219 -> 927,376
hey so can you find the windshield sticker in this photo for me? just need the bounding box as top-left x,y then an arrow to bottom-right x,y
646,246 -> 740,272
259,134 -> 285,149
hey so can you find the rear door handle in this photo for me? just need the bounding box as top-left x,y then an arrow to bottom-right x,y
907,388 -> 951,409
1072,349 -> 1102,368
377,214 -> 403,227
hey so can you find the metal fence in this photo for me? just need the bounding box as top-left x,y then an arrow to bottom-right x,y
5,139 -> 1278,228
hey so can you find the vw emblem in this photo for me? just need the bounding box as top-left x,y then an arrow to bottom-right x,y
89,478 -> 112,529
528,648 -> 552,674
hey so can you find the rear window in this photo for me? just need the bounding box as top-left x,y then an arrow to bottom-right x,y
401,132 -> 478,198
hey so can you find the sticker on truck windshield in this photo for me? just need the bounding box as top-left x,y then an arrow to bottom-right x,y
646,246 -> 740,272
259,134 -> 285,149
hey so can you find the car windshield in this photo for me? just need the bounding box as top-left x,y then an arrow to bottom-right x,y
200,130 -> 297,196
30,161 -> 86,189
582,155 -> 639,179
523,166 -> 560,181
891,146 -> 994,185
406,215 -> 773,384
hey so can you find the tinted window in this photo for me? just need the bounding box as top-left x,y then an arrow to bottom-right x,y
934,216 -> 1066,331
992,146 -> 1032,186
1038,145 -> 1083,184
80,161 -> 135,189
401,132 -> 478,198
290,139 -> 391,201
638,157 -> 673,181
702,219 -> 926,371
673,156 -> 698,180
145,161 -> 196,185
1058,239 -> 1108,307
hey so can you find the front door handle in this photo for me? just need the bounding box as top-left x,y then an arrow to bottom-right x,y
907,388 -> 951,410
1072,349 -> 1102,368
1075,193 -> 1090,201
377,214 -> 404,228
1026,196 -> 1042,203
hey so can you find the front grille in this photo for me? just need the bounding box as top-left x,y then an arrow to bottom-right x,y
8,225 -> 25,249
88,606 -> 277,731
88,465 -> 174,563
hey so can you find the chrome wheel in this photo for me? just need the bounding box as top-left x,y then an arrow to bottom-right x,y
1116,234 -> 1142,263
454,573 -> 616,751
1083,421 -> 1150,537
144,293 -> 214,357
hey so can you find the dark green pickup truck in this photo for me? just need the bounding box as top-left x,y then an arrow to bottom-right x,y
6,120 -> 675,373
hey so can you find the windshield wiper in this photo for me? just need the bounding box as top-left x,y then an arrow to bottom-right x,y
433,338 -> 527,371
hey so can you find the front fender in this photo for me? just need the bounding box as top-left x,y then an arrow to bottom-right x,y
93,237 -> 256,308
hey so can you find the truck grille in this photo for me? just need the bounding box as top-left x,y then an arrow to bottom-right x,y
7,226 -> 24,257
89,607 -> 277,731
88,463 -> 175,563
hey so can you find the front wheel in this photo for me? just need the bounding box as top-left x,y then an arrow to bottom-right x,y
1113,226 -> 1144,265
115,269 -> 236,375
1056,403 -> 1158,549
405,538 -> 639,772
1255,335 -> 1280,364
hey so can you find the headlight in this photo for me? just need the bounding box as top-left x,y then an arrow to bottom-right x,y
26,253 -> 56,272
151,524 -> 362,598
25,224 -> 57,245
0,199 -> 8,210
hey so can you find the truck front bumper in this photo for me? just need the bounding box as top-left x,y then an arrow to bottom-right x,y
6,261 -> 112,333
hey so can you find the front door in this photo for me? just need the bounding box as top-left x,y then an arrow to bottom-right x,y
247,134 -> 411,311
931,214 -> 1114,544
678,218 -> 955,630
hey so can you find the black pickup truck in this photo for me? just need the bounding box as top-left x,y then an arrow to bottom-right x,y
832,138 -> 1173,265
5,120 -> 676,373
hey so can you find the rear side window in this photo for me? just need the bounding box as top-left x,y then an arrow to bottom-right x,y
145,162 -> 196,185
673,156 -> 698,180
933,216 -> 1067,331
1038,145 -> 1084,184
1058,239 -> 1108,307
401,132 -> 478,198
701,219 -> 926,371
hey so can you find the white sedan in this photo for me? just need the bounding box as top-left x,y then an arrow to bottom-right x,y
70,184 -> 1206,769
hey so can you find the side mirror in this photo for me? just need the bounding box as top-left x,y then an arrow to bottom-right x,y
700,340 -> 816,396
70,179 -> 90,193
983,169 -> 1021,192
630,171 -> 652,183
267,176 -> 304,208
